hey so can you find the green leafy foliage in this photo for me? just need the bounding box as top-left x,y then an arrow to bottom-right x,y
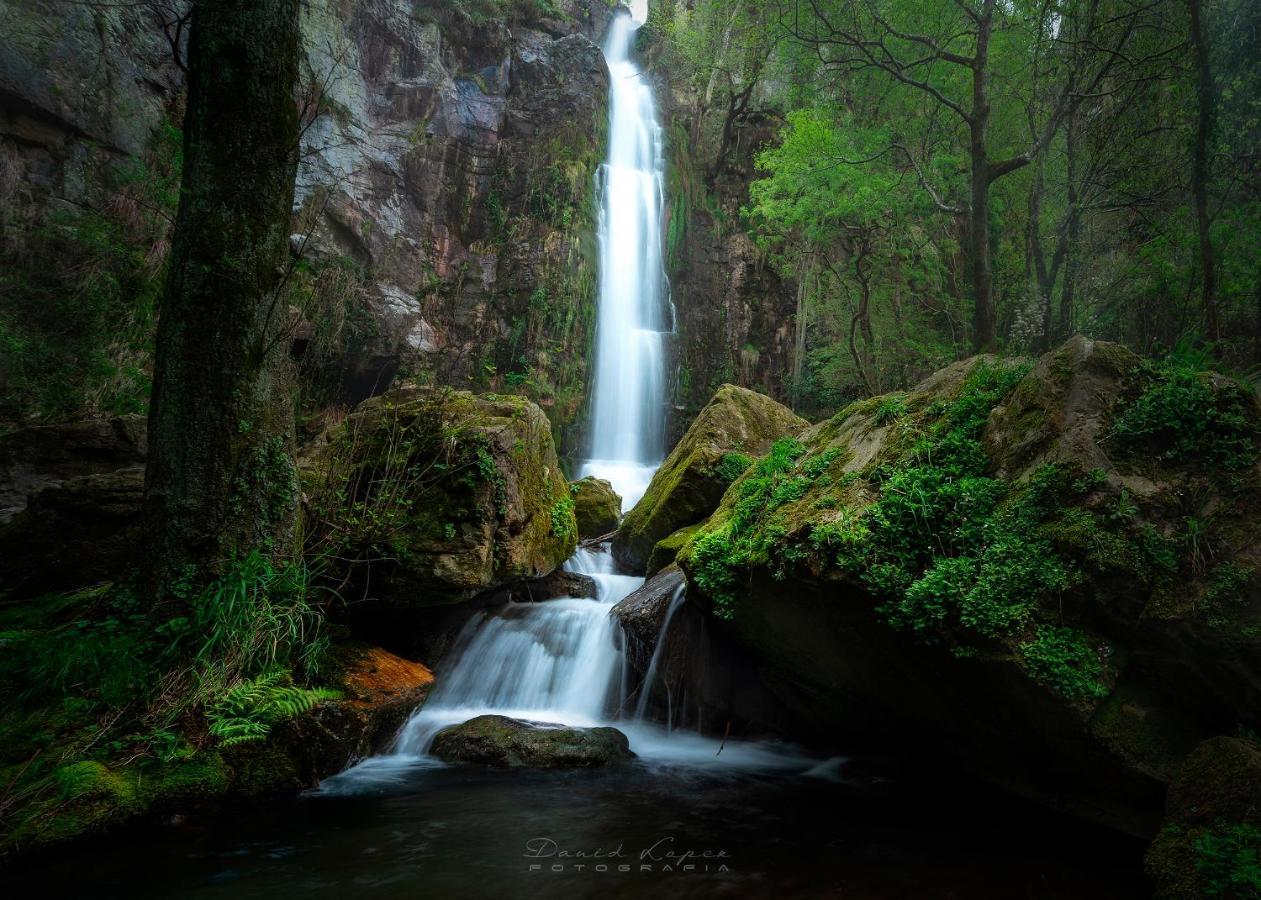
205,669 -> 340,748
1194,823 -> 1261,898
1112,362 -> 1259,471
1019,626 -> 1108,701
550,495 -> 577,544
714,451 -> 753,484
179,551 -> 328,691
0,123 -> 181,426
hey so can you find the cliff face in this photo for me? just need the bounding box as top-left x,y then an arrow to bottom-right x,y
0,0 -> 614,454
656,87 -> 798,446
295,0 -> 615,452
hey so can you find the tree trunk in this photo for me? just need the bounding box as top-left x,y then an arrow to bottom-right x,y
1058,111 -> 1081,342
1188,0 -> 1219,342
790,252 -> 814,410
969,6 -> 996,352
143,0 -> 302,594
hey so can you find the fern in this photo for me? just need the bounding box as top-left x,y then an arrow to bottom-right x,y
206,669 -> 341,747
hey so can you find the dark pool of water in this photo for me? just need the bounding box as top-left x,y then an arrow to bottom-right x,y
3,756 -> 1149,899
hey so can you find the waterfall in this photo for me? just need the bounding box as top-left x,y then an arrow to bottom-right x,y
392,548 -> 641,755
579,10 -> 670,512
632,581 -> 686,722
315,10 -> 807,788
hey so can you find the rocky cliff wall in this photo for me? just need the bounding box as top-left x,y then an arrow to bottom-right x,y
0,0 -> 616,459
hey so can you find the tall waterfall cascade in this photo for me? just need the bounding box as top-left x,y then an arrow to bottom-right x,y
317,11 -> 805,792
579,10 -> 671,512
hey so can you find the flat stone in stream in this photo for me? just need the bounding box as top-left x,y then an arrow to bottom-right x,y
430,715 -> 634,768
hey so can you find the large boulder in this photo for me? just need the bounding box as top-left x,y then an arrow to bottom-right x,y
270,645 -> 435,784
677,337 -> 1261,834
304,386 -> 578,608
613,384 -> 807,572
0,468 -> 144,598
611,566 -> 791,734
430,715 -> 633,767
570,476 -> 621,538
1146,736 -> 1261,899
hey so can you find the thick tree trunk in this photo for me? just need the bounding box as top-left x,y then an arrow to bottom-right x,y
143,0 -> 302,593
969,7 -> 996,352
1188,0 -> 1219,342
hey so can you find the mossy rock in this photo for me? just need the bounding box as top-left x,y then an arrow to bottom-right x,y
674,338 -> 1261,834
431,715 -> 634,768
1,643 -> 433,855
570,476 -> 620,539
613,384 -> 806,572
303,386 -> 577,608
646,523 -> 702,579
1146,736 -> 1261,899
8,754 -> 233,850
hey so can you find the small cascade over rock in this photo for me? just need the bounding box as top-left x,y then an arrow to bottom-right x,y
632,581 -> 686,722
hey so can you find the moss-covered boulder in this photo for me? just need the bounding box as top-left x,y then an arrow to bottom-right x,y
613,384 -> 807,572
677,337 -> 1261,833
570,476 -> 621,539
430,715 -> 633,767
304,386 -> 578,608
646,524 -> 702,579
1146,736 -> 1261,899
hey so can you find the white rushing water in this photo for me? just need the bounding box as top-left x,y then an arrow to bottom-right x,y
316,14 -> 811,795
579,11 -> 671,512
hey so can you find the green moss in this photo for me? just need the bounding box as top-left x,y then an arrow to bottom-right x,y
1019,626 -> 1108,701
1201,563 -> 1258,627
1194,823 -> 1261,898
683,361 -> 1116,663
646,524 -> 702,577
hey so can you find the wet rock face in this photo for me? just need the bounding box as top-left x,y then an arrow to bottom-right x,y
611,566 -> 792,735
676,337 -> 1261,834
613,383 -> 807,572
0,1 -> 185,197
293,0 -> 614,440
658,102 -> 799,439
0,416 -> 146,522
0,416 -> 148,597
0,468 -> 144,597
430,715 -> 633,767
1,0 -> 613,444
570,476 -> 621,538
303,385 -> 577,610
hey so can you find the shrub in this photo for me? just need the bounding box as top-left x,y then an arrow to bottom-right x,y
1112,362 -> 1259,471
1194,823 -> 1261,898
1019,626 -> 1107,700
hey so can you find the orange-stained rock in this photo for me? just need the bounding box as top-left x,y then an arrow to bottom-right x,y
342,646 -> 435,710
